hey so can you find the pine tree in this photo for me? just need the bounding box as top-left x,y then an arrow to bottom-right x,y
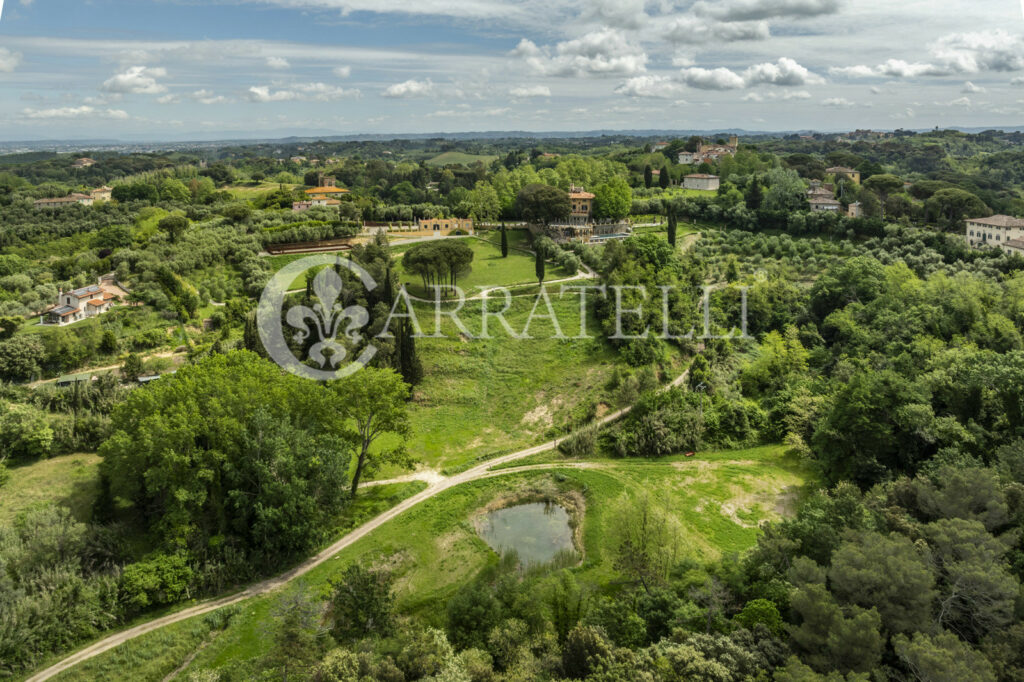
536,250 -> 546,286
659,166 -> 670,189
644,165 -> 653,189
667,206 -> 678,247
500,223 -> 509,258
745,180 -> 763,211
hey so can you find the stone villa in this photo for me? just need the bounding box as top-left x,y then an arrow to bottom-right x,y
966,215 -> 1024,255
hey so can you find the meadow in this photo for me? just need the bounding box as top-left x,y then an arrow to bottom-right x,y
46,445 -> 812,681
424,152 -> 499,167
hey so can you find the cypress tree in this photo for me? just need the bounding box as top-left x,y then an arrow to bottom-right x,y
644,165 -> 653,189
667,206 -> 678,247
500,223 -> 509,258
659,166 -> 670,189
535,250 -> 546,286
383,265 -> 394,307
399,319 -> 423,386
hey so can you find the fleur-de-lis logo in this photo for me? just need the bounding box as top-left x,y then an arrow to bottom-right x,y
286,267 -> 368,369
258,254 -> 379,381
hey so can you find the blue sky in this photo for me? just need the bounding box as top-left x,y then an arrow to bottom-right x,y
1,0 -> 1024,140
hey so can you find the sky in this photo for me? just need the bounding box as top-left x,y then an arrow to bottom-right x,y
0,0 -> 1023,140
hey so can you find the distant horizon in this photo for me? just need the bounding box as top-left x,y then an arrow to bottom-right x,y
3,124 -> 1024,151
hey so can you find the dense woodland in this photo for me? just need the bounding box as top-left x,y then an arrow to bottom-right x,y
2,130 -> 1024,680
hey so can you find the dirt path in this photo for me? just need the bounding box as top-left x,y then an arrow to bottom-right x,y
27,351 -> 184,389
26,366 -> 689,682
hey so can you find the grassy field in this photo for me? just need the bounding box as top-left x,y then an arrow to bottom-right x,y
0,454 -> 101,525
424,152 -> 499,167
224,182 -> 299,200
49,446 -> 812,680
377,292 -> 635,476
391,236 -> 570,298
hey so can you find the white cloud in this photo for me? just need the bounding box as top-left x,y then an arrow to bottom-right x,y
509,85 -> 551,97
662,17 -> 769,44
931,30 -> 1024,73
333,65 -> 352,78
381,78 -> 434,98
514,30 -> 648,78
695,0 -> 840,22
678,66 -> 746,90
22,106 -> 129,120
581,0 -> 648,30
742,92 -> 765,102
266,56 -> 290,69
678,58 -> 820,90
962,81 -> 985,93
101,66 -> 168,94
248,82 -> 359,102
742,57 -> 823,86
192,89 -> 229,104
156,94 -> 179,104
821,97 -> 854,108
1012,76 -> 1024,85
615,75 -> 684,98
0,48 -> 23,73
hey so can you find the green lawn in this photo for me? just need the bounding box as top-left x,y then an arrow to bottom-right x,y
224,182 -> 299,200
424,152 -> 499,167
50,446 -> 812,680
0,454 -> 101,525
391,236 -> 570,298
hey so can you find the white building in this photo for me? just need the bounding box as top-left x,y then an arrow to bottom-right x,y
966,215 -> 1024,252
809,198 -> 842,212
45,278 -> 123,326
683,174 -> 720,191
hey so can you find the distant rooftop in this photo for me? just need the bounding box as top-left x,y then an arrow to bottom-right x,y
969,215 -> 1024,228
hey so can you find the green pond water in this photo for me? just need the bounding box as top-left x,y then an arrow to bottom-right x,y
477,502 -> 575,565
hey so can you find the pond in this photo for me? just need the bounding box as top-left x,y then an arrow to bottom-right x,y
477,502 -> 576,565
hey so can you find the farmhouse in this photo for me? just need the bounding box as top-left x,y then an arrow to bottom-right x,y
683,174 -> 720,191
34,193 -> 95,209
678,136 -> 738,165
45,276 -> 125,326
91,186 -> 113,201
810,197 -> 842,212
847,202 -> 863,218
651,141 -> 669,152
305,177 -> 350,200
541,185 -> 631,244
827,166 -> 861,184
966,214 -> 1024,252
72,158 -> 96,168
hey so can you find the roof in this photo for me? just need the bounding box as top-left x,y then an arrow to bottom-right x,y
569,191 -> 596,199
810,198 -> 842,206
57,373 -> 93,384
1004,239 -> 1024,250
69,285 -> 101,298
685,174 -> 719,179
968,215 -> 1024,228
51,305 -> 78,317
827,166 -> 858,173
305,186 -> 349,194
87,299 -> 106,307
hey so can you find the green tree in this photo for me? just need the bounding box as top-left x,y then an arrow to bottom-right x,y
893,631 -> 996,682
330,367 -> 413,496
667,205 -> 678,247
500,223 -> 509,258
607,492 -> 682,592
157,214 -> 189,243
265,593 -> 325,681
535,249 -> 546,286
515,183 -> 570,225
644,165 -> 653,189
328,564 -> 395,642
0,402 -> 54,461
593,176 -> 632,220
0,316 -> 23,340
0,336 -> 44,381
121,352 -> 143,382
562,625 -> 611,680
659,165 -> 670,189
100,352 -> 352,569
